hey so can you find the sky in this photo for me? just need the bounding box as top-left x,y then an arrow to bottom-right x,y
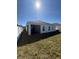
17,0 -> 61,26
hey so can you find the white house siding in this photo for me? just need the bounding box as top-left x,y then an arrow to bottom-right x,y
27,21 -> 60,35
40,25 -> 55,33
17,26 -> 24,40
55,26 -> 61,32
28,24 -> 31,35
52,24 -> 61,32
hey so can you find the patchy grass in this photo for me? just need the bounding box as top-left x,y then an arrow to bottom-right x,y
17,34 -> 61,59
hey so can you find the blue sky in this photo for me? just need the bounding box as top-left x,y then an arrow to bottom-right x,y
17,0 -> 61,26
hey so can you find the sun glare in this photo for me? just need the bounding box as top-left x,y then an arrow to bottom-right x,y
35,0 -> 41,10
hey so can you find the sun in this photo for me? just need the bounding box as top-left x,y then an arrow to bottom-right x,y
35,0 -> 41,10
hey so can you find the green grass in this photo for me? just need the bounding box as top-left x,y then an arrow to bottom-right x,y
17,34 -> 61,59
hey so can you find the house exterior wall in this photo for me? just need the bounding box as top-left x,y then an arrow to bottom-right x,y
40,25 -> 55,33
55,26 -> 61,32
27,21 -> 60,35
53,25 -> 61,32
27,24 -> 55,35
28,24 -> 31,35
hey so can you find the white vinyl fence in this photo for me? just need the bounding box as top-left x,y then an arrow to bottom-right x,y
17,26 -> 24,40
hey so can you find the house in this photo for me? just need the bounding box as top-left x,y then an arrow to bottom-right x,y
17,21 -> 61,37
26,20 -> 57,35
17,24 -> 24,40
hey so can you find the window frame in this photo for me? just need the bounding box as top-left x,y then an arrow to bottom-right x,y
42,26 -> 45,31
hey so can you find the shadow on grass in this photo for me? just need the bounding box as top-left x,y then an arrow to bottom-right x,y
17,29 -> 60,47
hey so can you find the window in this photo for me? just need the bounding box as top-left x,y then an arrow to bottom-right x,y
43,26 -> 45,31
48,26 -> 50,30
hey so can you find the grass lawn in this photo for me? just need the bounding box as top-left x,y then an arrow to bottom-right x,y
17,34 -> 61,59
